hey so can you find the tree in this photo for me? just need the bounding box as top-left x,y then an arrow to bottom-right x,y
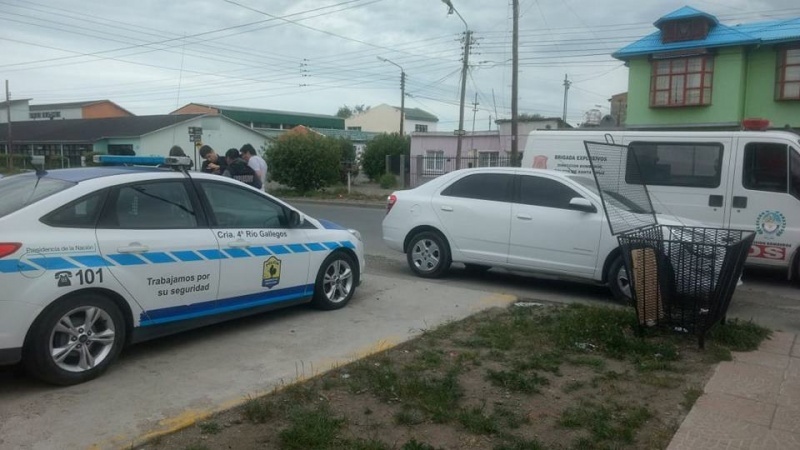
518,113 -> 546,121
335,104 -> 370,119
266,131 -> 340,193
361,133 -> 409,181
332,137 -> 359,183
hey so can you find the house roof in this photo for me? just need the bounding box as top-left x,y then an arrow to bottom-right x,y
173,103 -> 344,129
653,6 -> 719,27
395,106 -> 438,122
29,99 -> 136,116
0,98 -> 32,107
0,115 -> 202,143
614,7 -> 800,59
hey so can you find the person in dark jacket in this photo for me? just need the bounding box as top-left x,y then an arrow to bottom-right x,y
199,145 -> 227,175
222,148 -> 262,189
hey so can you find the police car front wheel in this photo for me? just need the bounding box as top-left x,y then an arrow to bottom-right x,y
312,252 -> 357,310
24,294 -> 126,386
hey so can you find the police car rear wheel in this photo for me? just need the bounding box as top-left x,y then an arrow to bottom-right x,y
24,294 -> 125,386
312,252 -> 357,310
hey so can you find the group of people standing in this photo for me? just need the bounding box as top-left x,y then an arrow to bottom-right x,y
167,144 -> 267,190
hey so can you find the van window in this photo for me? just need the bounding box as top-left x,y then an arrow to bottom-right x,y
743,143 -> 788,193
627,142 -> 723,188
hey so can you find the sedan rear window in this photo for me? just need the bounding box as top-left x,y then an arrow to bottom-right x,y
0,174 -> 75,219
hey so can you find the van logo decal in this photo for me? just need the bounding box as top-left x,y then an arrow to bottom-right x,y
755,210 -> 786,238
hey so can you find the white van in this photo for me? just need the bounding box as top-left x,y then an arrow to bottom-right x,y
521,125 -> 800,278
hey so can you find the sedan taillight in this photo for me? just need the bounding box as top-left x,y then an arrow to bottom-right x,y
0,243 -> 21,258
386,194 -> 397,214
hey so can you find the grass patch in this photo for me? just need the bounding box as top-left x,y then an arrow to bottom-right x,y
682,387 -> 704,410
401,439 -> 440,450
278,404 -> 345,450
561,380 -> 586,393
513,351 -> 564,374
494,437 -> 547,450
559,400 -> 652,444
457,404 -> 500,435
709,319 -> 772,351
494,406 -> 529,429
197,421 -> 221,435
486,369 -> 549,394
242,396 -> 275,424
640,374 -> 685,389
565,355 -> 607,371
394,407 -> 426,426
412,348 -> 444,370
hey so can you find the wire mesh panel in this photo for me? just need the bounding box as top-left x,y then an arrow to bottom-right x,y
617,225 -> 755,347
583,141 -> 657,235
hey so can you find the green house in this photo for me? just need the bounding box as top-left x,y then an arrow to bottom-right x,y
613,6 -> 800,130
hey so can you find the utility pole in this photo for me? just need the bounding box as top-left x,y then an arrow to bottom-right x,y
400,70 -> 406,135
510,0 -> 520,167
471,93 -> 479,134
562,74 -> 572,123
456,30 -> 472,170
5,80 -> 12,171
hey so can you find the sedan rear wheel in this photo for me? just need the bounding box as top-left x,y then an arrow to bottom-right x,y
24,294 -> 125,386
407,231 -> 451,278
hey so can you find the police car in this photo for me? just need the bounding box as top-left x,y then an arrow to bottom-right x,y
0,155 -> 364,385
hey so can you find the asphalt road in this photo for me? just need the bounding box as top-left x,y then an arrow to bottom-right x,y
297,201 -> 800,334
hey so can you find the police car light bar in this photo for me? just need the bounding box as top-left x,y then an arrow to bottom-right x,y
93,155 -> 193,167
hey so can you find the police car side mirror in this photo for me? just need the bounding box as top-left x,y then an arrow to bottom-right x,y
568,197 -> 597,213
288,210 -> 304,228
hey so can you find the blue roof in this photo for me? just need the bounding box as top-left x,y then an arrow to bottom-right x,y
654,6 -> 719,27
614,7 -> 800,59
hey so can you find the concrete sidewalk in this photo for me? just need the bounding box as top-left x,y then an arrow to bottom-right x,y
668,331 -> 800,449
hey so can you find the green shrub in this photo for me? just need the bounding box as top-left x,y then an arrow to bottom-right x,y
379,173 -> 397,189
361,133 -> 409,180
266,131 -> 341,193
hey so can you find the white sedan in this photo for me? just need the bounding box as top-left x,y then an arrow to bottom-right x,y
382,167 -> 693,300
0,155 -> 364,385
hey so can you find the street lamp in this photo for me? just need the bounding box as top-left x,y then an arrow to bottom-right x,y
441,0 -> 471,169
377,56 -> 406,136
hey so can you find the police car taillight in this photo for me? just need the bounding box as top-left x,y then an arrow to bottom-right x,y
742,118 -> 770,131
386,194 -> 397,214
0,243 -> 21,258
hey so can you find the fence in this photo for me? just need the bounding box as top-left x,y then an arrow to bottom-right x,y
408,155 -> 515,188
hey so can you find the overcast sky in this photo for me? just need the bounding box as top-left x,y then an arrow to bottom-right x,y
2,0 -> 798,129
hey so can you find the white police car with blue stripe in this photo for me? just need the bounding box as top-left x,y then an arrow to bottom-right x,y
0,155 -> 364,385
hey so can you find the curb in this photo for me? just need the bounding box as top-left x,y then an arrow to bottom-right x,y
281,197 -> 386,210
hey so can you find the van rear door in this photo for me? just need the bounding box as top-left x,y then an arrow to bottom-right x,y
620,137 -> 731,227
727,137 -> 800,268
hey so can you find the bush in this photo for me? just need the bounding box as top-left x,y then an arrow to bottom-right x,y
361,133 -> 409,181
266,131 -> 340,193
333,137 -> 359,183
379,173 -> 397,189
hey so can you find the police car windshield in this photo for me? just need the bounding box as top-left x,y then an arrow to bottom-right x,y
0,174 -> 75,219
567,175 -> 648,214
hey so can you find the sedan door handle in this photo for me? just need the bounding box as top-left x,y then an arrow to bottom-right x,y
440,205 -> 454,212
227,239 -> 253,248
516,214 -> 533,221
117,243 -> 149,253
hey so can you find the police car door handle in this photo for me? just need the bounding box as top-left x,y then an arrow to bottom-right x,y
117,243 -> 149,253
440,205 -> 453,212
516,214 -> 533,221
228,239 -> 252,248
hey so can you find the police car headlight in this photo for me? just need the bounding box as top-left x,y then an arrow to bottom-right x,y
348,229 -> 362,241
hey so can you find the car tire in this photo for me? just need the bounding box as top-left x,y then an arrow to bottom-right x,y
23,293 -> 126,386
406,231 -> 451,278
311,251 -> 357,311
607,254 -> 633,305
463,263 -> 491,275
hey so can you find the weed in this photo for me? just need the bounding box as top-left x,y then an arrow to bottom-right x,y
709,319 -> 771,351
198,421 -> 221,435
486,369 -> 549,394
487,349 -> 507,361
561,380 -> 586,393
457,404 -> 499,435
283,383 -> 317,403
640,374 -> 684,389
413,348 -> 444,370
394,407 -> 426,426
706,343 -> 733,362
514,351 -> 564,374
494,405 -> 529,429
183,445 -> 211,450
559,400 -> 652,444
494,436 -> 546,450
682,387 -> 703,410
242,397 -> 275,424
476,321 -> 516,350
456,350 -> 482,366
565,355 -> 607,371
347,439 -> 390,450
278,404 -> 345,450
363,407 -> 373,415
402,439 -> 440,450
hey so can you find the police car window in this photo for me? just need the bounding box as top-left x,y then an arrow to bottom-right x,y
743,143 -> 788,193
108,181 -> 197,229
517,175 -> 582,209
791,148 -> 800,201
200,182 -> 286,229
627,142 -> 723,188
41,190 -> 106,228
440,173 -> 513,202
0,175 -> 75,219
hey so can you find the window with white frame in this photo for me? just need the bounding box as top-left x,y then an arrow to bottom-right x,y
424,150 -> 444,174
415,124 -> 428,132
478,151 -> 500,167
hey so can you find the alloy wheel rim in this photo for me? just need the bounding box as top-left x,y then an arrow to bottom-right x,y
323,259 -> 353,303
49,306 -> 116,373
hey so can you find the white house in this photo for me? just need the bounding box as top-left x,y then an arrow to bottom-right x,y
345,104 -> 438,134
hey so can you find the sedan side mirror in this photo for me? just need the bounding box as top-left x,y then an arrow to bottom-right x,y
288,210 -> 304,228
568,197 -> 597,213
